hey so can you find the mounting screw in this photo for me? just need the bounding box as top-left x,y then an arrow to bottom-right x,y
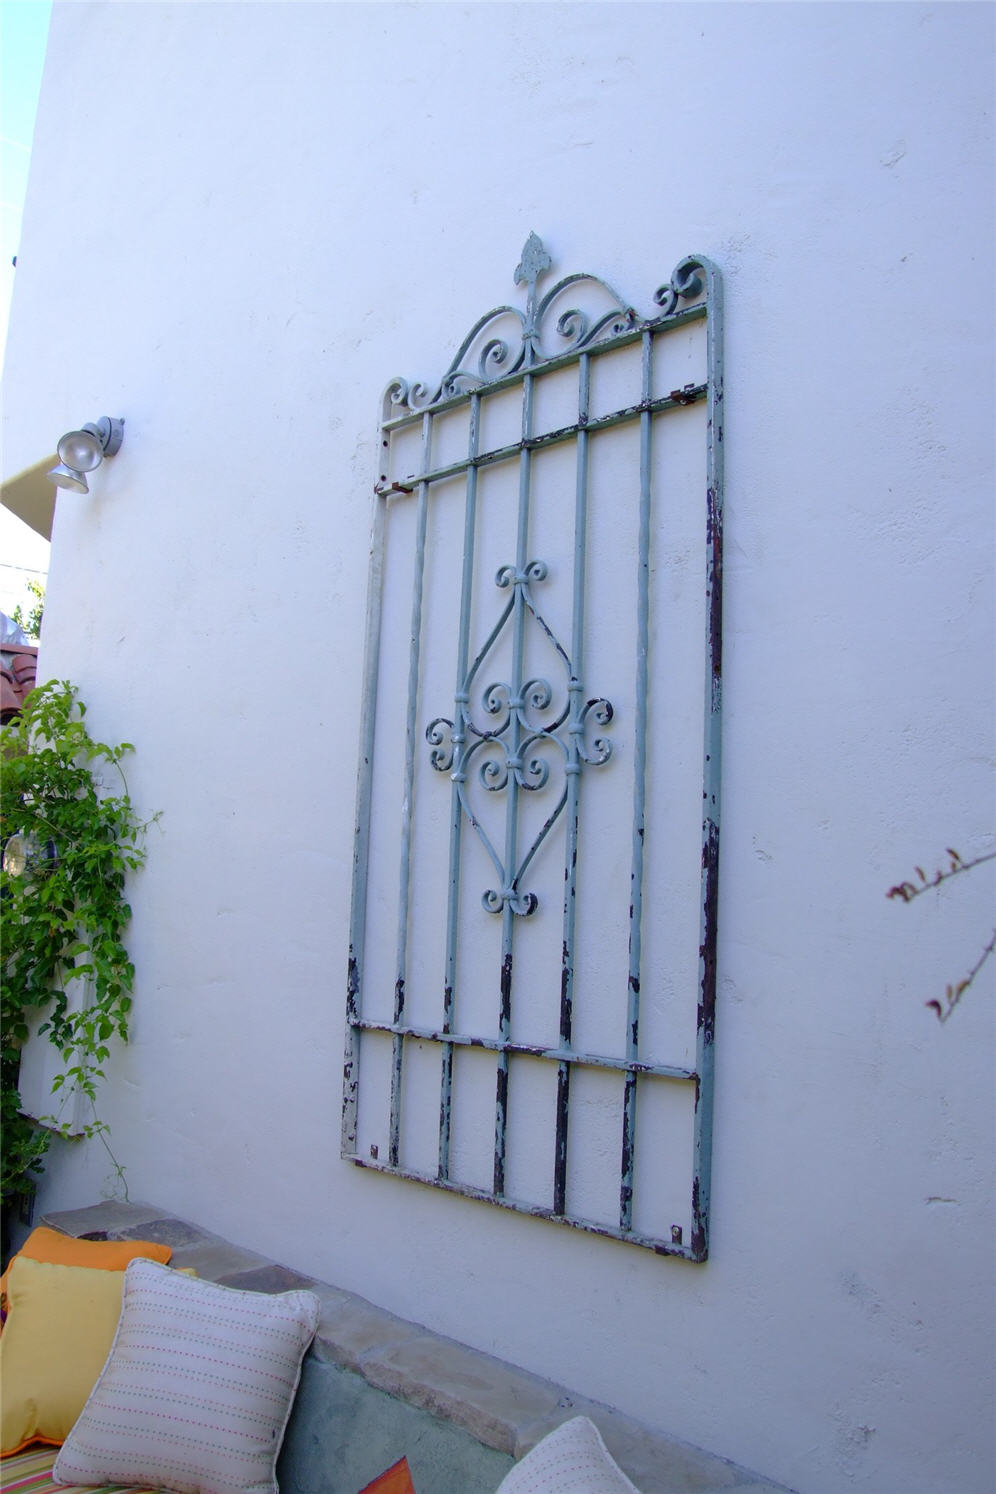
671,1225 -> 683,1245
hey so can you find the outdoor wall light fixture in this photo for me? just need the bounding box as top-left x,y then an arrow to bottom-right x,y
47,416 -> 124,493
1,830 -> 57,878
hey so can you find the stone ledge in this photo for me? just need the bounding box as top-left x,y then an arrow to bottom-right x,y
41,1201 -> 794,1494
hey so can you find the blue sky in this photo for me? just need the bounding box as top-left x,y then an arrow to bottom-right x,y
0,0 -> 53,621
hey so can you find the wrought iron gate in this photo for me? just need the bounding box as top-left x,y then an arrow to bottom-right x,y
344,236 -> 723,1259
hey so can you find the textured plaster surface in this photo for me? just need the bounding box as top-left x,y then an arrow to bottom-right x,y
9,5 -> 994,1491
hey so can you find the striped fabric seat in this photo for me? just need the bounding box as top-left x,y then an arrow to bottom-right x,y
0,1447 -> 161,1494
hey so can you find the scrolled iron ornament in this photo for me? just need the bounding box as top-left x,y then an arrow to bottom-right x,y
480,680 -> 512,734
479,750 -> 509,793
426,716 -> 455,772
535,281 -> 637,359
578,697 -> 614,765
496,559 -> 547,589
382,236 -> 647,415
406,381 -> 435,411
481,886 -> 538,917
428,551 -> 612,914
514,731 -> 562,791
381,377 -> 411,425
654,255 -> 706,317
518,677 -> 560,731
479,337 -> 513,380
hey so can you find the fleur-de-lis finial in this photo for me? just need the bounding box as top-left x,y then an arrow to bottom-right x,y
515,234 -> 552,364
514,232 -> 552,290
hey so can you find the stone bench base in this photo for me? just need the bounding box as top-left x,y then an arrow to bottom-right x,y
41,1202 -> 793,1494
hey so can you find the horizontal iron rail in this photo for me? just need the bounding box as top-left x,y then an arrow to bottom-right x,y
381,301 -> 709,432
349,1154 -> 702,1261
348,1017 -> 696,1081
376,384 -> 707,497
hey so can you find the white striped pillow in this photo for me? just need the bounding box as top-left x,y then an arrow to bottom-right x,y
53,1258 -> 319,1494
496,1416 -> 641,1493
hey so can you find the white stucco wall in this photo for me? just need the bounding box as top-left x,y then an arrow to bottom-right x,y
3,4 -> 993,1491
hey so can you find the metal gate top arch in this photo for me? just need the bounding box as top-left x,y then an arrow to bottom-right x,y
344,235 -> 723,1260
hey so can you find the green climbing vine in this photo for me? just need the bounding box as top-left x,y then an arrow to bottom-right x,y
1,680 -> 154,1210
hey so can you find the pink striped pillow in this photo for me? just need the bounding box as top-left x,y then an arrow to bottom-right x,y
53,1258 -> 319,1494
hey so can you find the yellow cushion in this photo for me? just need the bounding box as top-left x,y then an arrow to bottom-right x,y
0,1257 -> 125,1455
1,1225 -> 171,1305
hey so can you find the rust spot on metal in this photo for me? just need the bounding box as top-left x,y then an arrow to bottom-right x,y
620,1072 -> 637,1188
494,1062 -> 509,1197
560,941 -> 573,1031
346,952 -> 359,1017
706,485 -> 723,684
554,1065 -> 571,1215
669,383 -> 699,405
698,819 -> 719,1046
690,1177 -> 708,1260
621,1137 -> 634,1185
500,952 -> 513,1025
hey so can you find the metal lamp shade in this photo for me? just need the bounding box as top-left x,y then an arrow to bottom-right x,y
57,428 -> 104,472
46,462 -> 90,493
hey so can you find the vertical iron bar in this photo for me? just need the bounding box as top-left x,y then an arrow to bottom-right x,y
438,393 -> 481,1180
343,490 -> 388,1154
494,371 -> 535,1198
620,329 -> 654,1230
554,354 -> 591,1216
691,264 -> 724,1261
389,410 -> 433,1168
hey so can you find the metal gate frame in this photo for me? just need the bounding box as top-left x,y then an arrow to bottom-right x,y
344,236 -> 723,1260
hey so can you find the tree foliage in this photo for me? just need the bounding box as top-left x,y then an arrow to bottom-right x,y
11,577 -> 45,640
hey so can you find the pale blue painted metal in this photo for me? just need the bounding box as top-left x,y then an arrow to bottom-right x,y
344,237 -> 724,1259
389,413 -> 433,1168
